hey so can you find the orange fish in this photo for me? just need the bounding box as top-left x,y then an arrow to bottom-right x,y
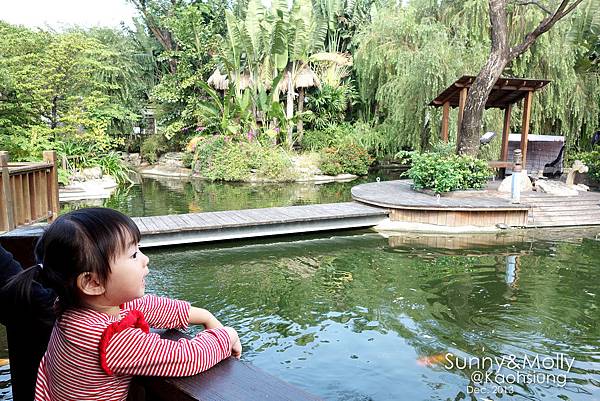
417,353 -> 449,367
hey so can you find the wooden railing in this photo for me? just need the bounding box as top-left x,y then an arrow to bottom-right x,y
0,150 -> 59,233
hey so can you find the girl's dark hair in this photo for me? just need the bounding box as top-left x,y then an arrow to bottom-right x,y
3,208 -> 141,315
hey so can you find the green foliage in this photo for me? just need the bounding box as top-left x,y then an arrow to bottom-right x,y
319,143 -> 373,175
302,123 -> 353,150
305,83 -> 357,129
140,134 -> 167,164
95,152 -> 134,185
0,21 -> 151,185
571,150 -> 600,181
252,147 -> 296,181
407,152 -> 491,194
148,1 -> 229,141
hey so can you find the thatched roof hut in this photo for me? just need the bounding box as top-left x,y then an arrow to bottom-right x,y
237,71 -> 254,90
277,65 -> 321,93
207,69 -> 229,90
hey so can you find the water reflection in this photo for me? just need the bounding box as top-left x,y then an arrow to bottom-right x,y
61,172 -> 401,217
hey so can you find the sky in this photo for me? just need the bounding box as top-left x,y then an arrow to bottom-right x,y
0,0 -> 139,30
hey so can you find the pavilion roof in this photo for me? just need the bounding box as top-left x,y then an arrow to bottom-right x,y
429,75 -> 550,109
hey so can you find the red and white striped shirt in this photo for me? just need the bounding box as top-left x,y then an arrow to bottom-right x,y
34,295 -> 232,401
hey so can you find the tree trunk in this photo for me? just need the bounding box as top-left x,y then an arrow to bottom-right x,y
457,0 -> 509,156
50,95 -> 58,129
456,0 -> 584,156
286,71 -> 294,149
297,88 -> 305,143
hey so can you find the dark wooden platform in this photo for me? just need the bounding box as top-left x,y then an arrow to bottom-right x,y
131,330 -> 322,401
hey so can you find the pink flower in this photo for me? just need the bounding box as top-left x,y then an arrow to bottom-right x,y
195,126 -> 205,132
274,127 -> 280,134
247,129 -> 255,141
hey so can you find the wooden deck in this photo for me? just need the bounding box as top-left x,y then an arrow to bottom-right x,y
524,192 -> 600,227
132,202 -> 387,247
352,180 -> 600,228
0,202 -> 388,249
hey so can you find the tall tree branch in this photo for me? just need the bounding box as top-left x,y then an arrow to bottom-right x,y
514,0 -> 552,14
509,0 -> 584,59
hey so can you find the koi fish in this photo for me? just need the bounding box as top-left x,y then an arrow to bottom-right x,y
0,359 -> 9,367
417,353 -> 449,367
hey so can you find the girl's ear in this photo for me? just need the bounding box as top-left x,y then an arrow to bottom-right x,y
77,272 -> 105,296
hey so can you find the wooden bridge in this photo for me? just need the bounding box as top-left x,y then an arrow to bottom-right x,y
132,202 -> 388,247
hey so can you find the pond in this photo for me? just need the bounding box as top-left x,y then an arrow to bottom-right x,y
0,229 -> 599,400
138,229 -> 598,400
60,170 -> 403,217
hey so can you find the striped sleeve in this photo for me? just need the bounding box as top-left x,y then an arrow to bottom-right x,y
34,356 -> 51,401
124,295 -> 190,329
104,327 -> 232,377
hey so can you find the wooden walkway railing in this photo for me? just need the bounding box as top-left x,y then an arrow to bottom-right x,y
0,151 -> 59,232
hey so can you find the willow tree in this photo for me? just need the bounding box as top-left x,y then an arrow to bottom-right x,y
354,0 -> 599,156
457,0 -> 586,155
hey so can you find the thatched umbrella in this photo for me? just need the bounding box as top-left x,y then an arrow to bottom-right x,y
237,71 -> 254,91
207,69 -> 229,91
277,65 -> 321,142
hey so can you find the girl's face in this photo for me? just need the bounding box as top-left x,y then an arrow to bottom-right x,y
103,241 -> 149,306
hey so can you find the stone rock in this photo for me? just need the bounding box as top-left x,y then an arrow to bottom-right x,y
158,152 -> 185,168
59,177 -> 117,201
126,153 -> 141,166
535,180 -> 579,196
497,173 -> 533,193
82,166 -> 103,180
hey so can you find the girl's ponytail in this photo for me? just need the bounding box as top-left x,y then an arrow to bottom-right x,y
2,262 -> 44,305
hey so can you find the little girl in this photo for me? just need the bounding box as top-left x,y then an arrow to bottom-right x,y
5,207 -> 241,401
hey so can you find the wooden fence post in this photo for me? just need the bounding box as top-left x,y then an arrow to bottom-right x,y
43,150 -> 59,222
0,151 -> 15,231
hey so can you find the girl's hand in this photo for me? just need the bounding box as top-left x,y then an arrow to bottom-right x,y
231,338 -> 242,359
223,327 -> 242,359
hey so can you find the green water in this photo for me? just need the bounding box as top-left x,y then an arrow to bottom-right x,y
1,230 -> 599,400
139,230 -> 599,401
61,172 -> 399,216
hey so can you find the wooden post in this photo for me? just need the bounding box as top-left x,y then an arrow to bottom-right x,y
500,104 -> 512,162
43,150 -> 59,222
456,88 -> 468,145
0,151 -> 15,231
441,101 -> 450,142
520,91 -> 533,168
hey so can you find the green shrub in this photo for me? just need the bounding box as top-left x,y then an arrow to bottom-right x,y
407,152 -> 491,194
140,134 -> 166,164
302,123 -> 354,151
94,152 -> 133,184
192,136 -> 247,181
192,137 -> 296,181
320,143 -> 373,176
256,149 -> 295,181
571,150 -> 600,181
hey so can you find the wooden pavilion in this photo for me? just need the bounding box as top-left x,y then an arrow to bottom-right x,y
429,76 -> 550,168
